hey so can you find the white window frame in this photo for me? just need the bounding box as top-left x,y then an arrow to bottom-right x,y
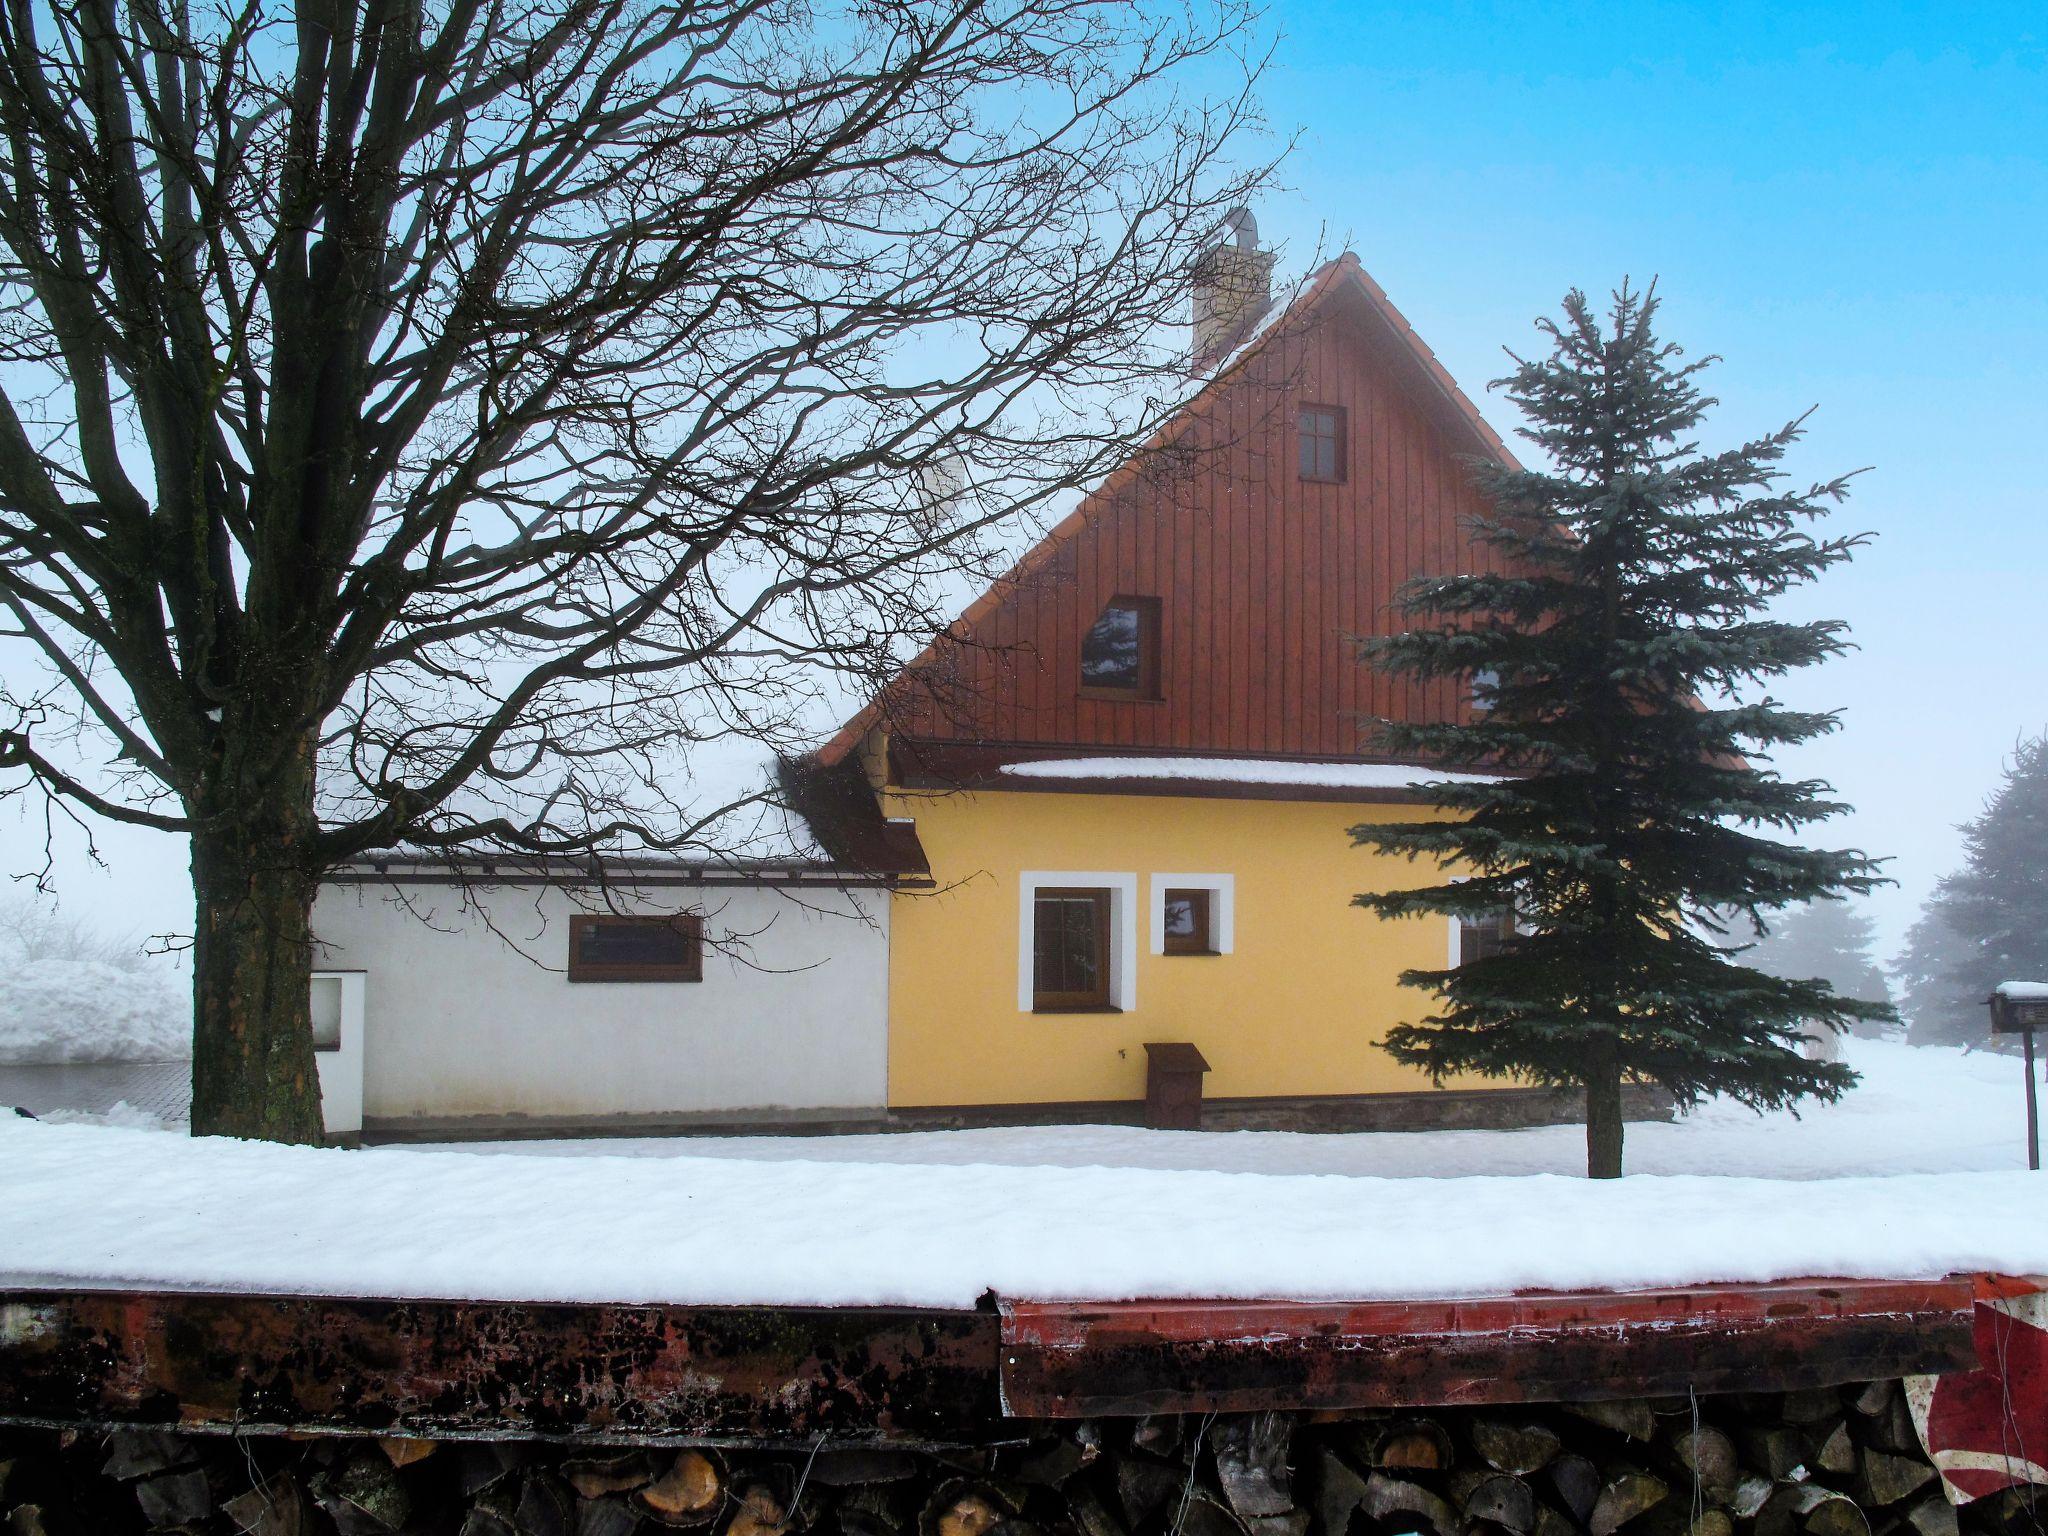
1448,892 -> 1522,967
1150,873 -> 1234,956
1019,871 -> 1139,1013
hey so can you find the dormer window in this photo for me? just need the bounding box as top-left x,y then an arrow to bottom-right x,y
1080,596 -> 1161,700
1299,405 -> 1346,483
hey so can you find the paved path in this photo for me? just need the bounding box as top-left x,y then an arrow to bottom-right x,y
0,1061 -> 190,1125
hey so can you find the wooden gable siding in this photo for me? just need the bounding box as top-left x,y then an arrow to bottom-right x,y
882,285 -> 1505,762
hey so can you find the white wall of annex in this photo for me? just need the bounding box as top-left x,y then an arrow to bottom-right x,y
311,881 -> 888,1122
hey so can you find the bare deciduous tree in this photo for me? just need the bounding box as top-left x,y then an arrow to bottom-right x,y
0,0 -> 1274,1140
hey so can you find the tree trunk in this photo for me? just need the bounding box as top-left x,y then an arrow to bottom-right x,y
188,770 -> 327,1143
1584,1043 -> 1624,1180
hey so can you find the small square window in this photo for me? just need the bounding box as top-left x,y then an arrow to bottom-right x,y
569,913 -> 705,982
1080,595 -> 1161,699
1456,908 -> 1517,967
1033,888 -> 1114,1010
1299,405 -> 1346,483
1161,888 -> 1216,955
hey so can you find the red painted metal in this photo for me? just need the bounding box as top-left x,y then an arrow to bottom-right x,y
1909,1273 -> 2048,1502
998,1278 -> 1982,1418
0,1276 -> 1999,1442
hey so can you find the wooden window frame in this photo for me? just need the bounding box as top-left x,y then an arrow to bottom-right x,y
1455,907 -> 1518,968
1299,405 -> 1347,484
1078,595 -> 1162,702
1032,887 -> 1116,1012
1160,887 -> 1218,956
568,912 -> 705,983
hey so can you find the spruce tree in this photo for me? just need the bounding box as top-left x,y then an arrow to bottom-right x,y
1750,900 -> 1895,1040
1896,736 -> 2048,1048
1353,284 -> 1893,1178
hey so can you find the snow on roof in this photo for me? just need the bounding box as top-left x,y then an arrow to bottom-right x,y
1993,981 -> 2048,1000
999,756 -> 1503,790
5,1041 -> 2042,1309
1209,272 -> 1319,377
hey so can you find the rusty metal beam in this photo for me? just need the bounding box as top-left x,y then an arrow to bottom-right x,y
0,1277 -> 1987,1441
0,1291 -> 1004,1447
997,1278 -> 1981,1418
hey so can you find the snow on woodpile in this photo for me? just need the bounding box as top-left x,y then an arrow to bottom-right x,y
4,1037 -> 2047,1308
999,756 -> 1503,789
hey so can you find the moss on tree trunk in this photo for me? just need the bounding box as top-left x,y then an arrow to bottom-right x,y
188,764 -> 326,1144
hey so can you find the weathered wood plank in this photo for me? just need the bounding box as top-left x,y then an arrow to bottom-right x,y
997,1279 -> 1980,1418
0,1290 -> 1004,1447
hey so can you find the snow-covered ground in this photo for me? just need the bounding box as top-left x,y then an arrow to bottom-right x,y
3,1038 -> 2043,1308
437,1039 -> 2032,1180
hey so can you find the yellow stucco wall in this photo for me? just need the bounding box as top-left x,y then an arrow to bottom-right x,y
884,785 -> 1471,1107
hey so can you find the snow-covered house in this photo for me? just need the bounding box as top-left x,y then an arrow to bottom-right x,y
316,229 -> 1669,1138
310,755 -> 928,1136
812,231 -> 1668,1132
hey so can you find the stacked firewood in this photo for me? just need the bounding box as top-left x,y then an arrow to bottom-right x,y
0,1383 -> 2039,1536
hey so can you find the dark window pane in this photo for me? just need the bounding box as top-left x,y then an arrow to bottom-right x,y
1299,406 -> 1345,482
1162,888 -> 1213,955
1081,602 -> 1144,691
579,920 -> 694,968
569,914 -> 704,981
1034,890 -> 1110,1007
1458,909 -> 1516,966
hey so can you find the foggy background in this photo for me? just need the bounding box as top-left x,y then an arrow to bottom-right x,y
5,0 -> 2042,966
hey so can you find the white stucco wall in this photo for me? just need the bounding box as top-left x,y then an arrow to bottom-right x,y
310,879 -> 889,1124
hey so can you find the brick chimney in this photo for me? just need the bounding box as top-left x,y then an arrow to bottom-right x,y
1190,208 -> 1277,370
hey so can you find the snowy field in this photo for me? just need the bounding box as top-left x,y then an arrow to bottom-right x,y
4,1038 -> 2045,1309
438,1039 -> 2034,1180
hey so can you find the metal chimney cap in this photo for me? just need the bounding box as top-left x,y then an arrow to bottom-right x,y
1222,207 -> 1259,249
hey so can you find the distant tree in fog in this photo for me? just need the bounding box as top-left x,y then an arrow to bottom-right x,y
1896,736 -> 2048,1048
1750,900 -> 1895,1041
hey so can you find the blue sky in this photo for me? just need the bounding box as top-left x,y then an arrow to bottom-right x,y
7,1 -> 2045,957
1238,0 -> 2048,948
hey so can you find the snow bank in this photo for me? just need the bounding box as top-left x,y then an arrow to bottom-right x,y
34,1099 -> 173,1131
1000,756 -> 1503,790
0,958 -> 189,1064
8,1038 -> 2040,1308
4,1124 -> 2045,1311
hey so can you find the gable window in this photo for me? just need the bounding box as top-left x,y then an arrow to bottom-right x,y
1161,888 -> 1217,955
1299,405 -> 1346,483
568,913 -> 705,982
1032,888 -> 1114,1010
1455,907 -> 1518,967
1080,595 -> 1161,699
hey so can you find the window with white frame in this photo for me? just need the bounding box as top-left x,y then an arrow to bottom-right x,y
1450,906 -> 1518,966
1020,872 -> 1138,1012
1150,874 -> 1233,957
